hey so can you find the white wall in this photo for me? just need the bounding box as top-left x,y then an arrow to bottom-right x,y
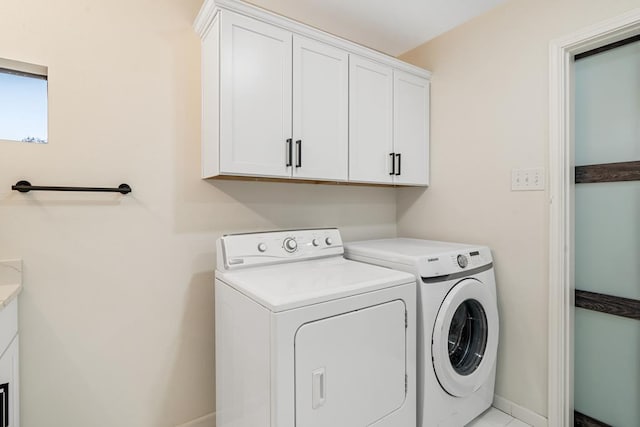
398,0 -> 640,418
0,0 -> 396,426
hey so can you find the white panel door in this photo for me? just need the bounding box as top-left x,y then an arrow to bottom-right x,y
348,56 -> 394,184
219,11 -> 292,177
393,70 -> 430,186
292,35 -> 348,181
295,300 -> 406,427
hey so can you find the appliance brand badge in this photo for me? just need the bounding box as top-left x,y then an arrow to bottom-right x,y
427,257 -> 439,262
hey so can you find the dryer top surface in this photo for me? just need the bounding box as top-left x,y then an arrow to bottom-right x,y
216,256 -> 415,312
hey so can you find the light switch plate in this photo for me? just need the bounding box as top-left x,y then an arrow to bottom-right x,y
512,168 -> 544,191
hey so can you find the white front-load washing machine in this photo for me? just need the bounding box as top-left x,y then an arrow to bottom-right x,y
215,229 -> 417,427
344,238 -> 499,427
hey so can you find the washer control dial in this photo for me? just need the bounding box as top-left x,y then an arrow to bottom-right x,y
257,243 -> 267,252
283,237 -> 298,253
457,254 -> 468,268
312,238 -> 320,247
325,237 -> 333,246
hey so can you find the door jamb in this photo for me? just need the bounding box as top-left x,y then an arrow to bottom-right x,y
548,8 -> 640,427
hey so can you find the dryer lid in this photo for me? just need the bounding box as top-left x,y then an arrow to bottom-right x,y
216,257 -> 415,312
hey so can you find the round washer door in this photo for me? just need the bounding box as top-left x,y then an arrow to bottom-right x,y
432,278 -> 499,397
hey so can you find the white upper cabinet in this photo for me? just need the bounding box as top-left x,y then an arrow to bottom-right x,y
219,11 -> 292,178
195,0 -> 431,186
393,71 -> 430,186
293,35 -> 348,181
349,56 -> 394,184
349,59 -> 430,186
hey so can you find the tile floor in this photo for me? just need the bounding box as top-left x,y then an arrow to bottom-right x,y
466,407 -> 531,427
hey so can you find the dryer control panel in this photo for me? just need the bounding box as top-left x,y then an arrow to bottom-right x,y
217,228 -> 343,270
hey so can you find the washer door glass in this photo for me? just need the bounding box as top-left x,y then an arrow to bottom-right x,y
432,278 -> 499,397
448,299 -> 488,376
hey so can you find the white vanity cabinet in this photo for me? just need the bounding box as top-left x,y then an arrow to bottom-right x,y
349,57 -> 430,186
196,0 -> 430,186
0,299 -> 19,427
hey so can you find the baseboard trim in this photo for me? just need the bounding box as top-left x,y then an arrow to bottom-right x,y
177,398 -> 544,427
493,395 -> 548,427
176,412 -> 215,427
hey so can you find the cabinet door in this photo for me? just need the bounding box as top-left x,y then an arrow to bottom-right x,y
348,56 -> 394,184
219,11 -> 292,177
393,70 -> 430,186
0,336 -> 18,427
292,36 -> 348,181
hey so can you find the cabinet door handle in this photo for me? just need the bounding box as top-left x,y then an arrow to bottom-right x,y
286,138 -> 292,167
389,152 -> 395,175
395,153 -> 401,176
295,140 -> 302,168
0,382 -> 8,427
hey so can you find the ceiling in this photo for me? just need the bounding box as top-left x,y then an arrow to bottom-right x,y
246,0 -> 509,56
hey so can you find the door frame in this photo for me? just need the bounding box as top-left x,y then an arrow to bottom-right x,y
547,8 -> 640,427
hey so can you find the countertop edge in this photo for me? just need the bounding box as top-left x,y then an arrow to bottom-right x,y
0,284 -> 22,309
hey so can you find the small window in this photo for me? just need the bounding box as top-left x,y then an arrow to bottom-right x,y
0,58 -> 48,144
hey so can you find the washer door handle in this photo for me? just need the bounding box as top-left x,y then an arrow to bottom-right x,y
312,368 -> 326,409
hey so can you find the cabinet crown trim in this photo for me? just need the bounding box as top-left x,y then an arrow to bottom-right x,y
193,0 -> 218,37
193,0 -> 431,79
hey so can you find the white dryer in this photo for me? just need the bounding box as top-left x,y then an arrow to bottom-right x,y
344,238 -> 499,427
215,229 -> 417,427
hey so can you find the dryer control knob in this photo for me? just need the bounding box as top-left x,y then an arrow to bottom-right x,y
312,239 -> 320,247
283,238 -> 298,252
257,243 -> 267,252
325,237 -> 333,246
457,254 -> 468,268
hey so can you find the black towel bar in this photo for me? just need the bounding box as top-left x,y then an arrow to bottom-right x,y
11,180 -> 131,194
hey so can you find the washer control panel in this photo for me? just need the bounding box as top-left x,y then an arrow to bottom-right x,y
418,247 -> 492,278
456,254 -> 468,268
218,228 -> 343,270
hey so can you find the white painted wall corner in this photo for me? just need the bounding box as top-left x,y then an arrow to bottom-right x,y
176,412 -> 215,427
493,395 -> 548,427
